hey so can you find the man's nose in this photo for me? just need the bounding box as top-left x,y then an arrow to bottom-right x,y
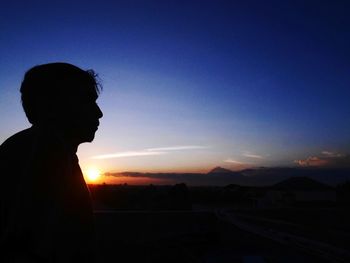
95,104 -> 103,119
96,105 -> 103,119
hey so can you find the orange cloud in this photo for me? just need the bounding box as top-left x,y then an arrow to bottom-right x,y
295,156 -> 329,167
295,152 -> 350,168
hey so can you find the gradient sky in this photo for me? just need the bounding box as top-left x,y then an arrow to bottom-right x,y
1,0 -> 350,180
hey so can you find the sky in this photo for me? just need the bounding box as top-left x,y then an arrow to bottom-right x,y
1,0 -> 350,183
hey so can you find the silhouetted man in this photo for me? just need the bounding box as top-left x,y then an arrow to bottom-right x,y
0,63 -> 103,262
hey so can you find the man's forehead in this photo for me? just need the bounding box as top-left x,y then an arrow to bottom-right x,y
68,80 -> 98,98
71,89 -> 98,101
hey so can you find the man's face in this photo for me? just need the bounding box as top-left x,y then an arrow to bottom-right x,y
65,88 -> 103,144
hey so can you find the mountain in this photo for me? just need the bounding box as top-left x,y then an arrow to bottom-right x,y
104,167 -> 350,186
208,166 -> 236,174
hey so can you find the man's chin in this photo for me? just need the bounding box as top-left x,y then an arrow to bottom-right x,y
85,134 -> 96,143
79,133 -> 96,143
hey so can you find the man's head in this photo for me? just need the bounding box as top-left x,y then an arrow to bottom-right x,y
20,62 -> 103,144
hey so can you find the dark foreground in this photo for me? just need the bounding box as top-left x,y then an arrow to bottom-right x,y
90,182 -> 350,263
94,208 -> 348,263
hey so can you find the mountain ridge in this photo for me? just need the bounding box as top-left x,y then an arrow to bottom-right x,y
104,167 -> 350,186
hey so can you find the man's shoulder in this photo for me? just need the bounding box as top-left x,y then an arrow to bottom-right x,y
0,126 -> 67,159
0,128 -> 34,155
0,128 -> 36,185
0,127 -> 72,183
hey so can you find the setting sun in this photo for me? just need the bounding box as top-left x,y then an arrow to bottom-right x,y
85,168 -> 101,183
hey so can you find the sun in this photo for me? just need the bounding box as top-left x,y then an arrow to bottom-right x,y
85,168 -> 101,183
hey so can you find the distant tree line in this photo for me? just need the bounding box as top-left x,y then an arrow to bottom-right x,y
89,183 -> 192,210
88,180 -> 350,210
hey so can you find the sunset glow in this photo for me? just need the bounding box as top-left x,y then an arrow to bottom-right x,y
84,168 -> 101,183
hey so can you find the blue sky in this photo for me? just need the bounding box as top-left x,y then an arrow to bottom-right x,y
1,0 -> 350,176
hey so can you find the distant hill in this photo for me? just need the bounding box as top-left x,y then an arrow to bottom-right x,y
240,167 -> 350,186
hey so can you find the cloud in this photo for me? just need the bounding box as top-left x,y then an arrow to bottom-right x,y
243,152 -> 264,159
91,145 -> 208,160
295,152 -> 350,168
91,151 -> 166,159
147,145 -> 208,151
224,158 -> 244,164
321,151 -> 344,157
294,156 -> 329,167
224,158 -> 255,171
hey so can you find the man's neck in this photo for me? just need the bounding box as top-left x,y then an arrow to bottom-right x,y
33,124 -> 80,153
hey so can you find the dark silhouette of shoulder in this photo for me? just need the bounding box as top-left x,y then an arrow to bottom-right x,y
1,62 -> 101,262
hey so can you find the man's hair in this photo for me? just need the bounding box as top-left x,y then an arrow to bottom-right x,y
20,62 -> 101,125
